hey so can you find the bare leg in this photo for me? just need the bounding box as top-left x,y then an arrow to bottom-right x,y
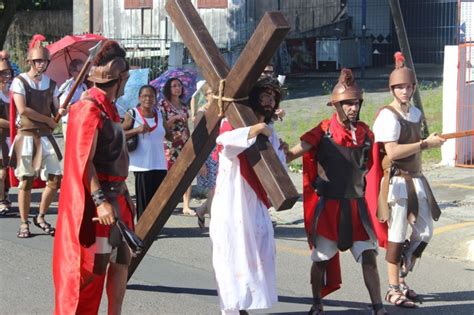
38,186 -> 57,218
18,189 -> 31,223
361,250 -> 386,314
310,260 -> 329,312
198,188 -> 215,216
206,188 -> 215,216
106,263 -> 128,315
182,186 -> 195,215
0,168 -> 6,201
388,261 -> 400,286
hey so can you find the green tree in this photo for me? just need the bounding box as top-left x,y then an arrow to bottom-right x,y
0,0 -> 72,49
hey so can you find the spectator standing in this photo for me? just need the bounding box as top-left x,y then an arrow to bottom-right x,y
122,85 -> 171,219
160,77 -> 195,216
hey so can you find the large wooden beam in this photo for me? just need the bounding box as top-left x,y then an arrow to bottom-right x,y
128,0 -> 298,278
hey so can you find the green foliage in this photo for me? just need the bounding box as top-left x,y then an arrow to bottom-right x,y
417,80 -> 440,91
321,80 -> 332,95
275,86 -> 444,172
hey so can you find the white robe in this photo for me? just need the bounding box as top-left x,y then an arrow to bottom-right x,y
209,121 -> 284,312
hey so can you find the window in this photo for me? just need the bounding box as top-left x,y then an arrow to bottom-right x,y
197,0 -> 228,9
124,0 -> 153,9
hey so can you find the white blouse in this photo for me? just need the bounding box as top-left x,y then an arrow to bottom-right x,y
128,108 -> 167,172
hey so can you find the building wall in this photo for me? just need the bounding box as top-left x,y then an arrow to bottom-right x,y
99,0 -> 255,49
254,0 -> 341,38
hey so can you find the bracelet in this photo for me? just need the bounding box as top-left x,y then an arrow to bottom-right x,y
420,140 -> 429,151
91,189 -> 106,207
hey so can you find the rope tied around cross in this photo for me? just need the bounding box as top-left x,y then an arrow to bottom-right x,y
212,79 -> 249,116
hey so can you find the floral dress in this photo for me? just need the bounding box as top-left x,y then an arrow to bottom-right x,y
160,98 -> 190,169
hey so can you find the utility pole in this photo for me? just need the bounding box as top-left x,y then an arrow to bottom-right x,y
360,0 -> 367,78
389,0 -> 429,137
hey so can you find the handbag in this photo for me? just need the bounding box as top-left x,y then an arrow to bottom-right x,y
115,219 -> 145,257
126,108 -> 138,152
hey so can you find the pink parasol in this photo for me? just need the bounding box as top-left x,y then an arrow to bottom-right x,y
45,34 -> 106,85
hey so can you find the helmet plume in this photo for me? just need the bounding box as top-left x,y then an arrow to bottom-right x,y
394,51 -> 405,69
93,40 -> 126,66
338,68 -> 355,87
28,34 -> 46,50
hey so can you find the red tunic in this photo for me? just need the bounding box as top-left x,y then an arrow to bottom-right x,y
301,114 -> 374,297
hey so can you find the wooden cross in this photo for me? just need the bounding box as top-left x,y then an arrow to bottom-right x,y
128,0 -> 299,278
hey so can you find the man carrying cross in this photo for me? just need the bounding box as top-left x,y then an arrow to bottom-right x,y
210,77 -> 287,315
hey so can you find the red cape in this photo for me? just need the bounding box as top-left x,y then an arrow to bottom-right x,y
9,91 -> 45,188
365,141 -> 389,249
52,91 -> 104,314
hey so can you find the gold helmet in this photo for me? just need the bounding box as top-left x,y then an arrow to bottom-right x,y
389,52 -> 416,88
88,57 -> 129,84
26,34 -> 50,61
328,68 -> 363,106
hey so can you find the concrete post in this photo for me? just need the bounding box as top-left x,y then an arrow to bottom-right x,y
441,45 -> 458,166
73,0 -> 92,34
168,42 -> 184,69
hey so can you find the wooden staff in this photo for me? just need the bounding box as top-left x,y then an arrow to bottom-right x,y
439,130 -> 474,139
54,40 -> 103,122
389,0 -> 429,138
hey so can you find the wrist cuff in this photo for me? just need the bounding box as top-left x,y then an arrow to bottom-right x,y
91,189 -> 106,207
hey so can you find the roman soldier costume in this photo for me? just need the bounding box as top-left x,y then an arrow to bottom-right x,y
302,69 -> 378,297
52,48 -> 134,314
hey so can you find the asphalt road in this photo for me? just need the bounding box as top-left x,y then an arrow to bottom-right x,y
0,166 -> 473,314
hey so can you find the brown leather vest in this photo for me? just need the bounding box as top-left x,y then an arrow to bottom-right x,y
377,106 -> 441,222
93,110 -> 129,178
315,130 -> 371,199
383,106 -> 422,174
16,75 -> 57,132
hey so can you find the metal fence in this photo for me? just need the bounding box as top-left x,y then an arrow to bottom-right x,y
281,0 -> 458,72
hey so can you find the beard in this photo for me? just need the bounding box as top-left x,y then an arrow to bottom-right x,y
255,105 -> 275,124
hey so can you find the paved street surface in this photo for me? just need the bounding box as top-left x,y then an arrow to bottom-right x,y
1,68 -> 473,313
0,164 -> 473,314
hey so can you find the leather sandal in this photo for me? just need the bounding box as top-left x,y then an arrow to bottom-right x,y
33,214 -> 55,236
17,221 -> 31,238
400,282 -> 419,301
385,285 -> 416,308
